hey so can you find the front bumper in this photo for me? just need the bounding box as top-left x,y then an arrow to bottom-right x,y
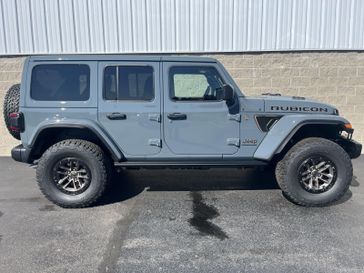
11,144 -> 31,163
340,139 -> 362,159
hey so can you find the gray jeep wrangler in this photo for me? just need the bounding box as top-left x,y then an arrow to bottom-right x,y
3,55 -> 361,208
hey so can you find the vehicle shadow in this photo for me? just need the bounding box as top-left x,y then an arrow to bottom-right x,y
330,175 -> 358,205
98,167 -> 357,207
98,167 -> 279,206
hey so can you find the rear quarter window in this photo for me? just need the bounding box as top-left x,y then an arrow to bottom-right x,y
30,64 -> 90,101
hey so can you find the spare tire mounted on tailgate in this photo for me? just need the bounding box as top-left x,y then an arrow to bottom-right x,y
3,83 -> 21,140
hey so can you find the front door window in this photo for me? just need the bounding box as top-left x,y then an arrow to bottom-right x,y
170,66 -> 225,101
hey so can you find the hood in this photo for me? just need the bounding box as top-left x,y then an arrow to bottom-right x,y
260,94 -> 338,115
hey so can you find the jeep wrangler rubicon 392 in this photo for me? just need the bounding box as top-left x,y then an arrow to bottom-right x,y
3,55 -> 361,208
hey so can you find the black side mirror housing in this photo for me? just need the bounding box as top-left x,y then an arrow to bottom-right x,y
222,84 -> 235,104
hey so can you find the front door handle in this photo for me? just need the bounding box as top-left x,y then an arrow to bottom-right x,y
167,113 -> 187,120
107,112 -> 127,120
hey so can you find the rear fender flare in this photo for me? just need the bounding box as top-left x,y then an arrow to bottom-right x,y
29,120 -> 124,161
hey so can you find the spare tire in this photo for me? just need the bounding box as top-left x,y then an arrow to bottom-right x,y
3,84 -> 21,140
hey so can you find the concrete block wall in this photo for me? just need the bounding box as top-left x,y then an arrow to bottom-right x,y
0,57 -> 24,156
213,52 -> 364,143
0,52 -> 363,156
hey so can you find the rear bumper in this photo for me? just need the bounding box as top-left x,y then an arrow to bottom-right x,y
11,144 -> 31,163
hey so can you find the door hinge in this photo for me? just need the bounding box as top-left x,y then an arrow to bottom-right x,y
148,138 -> 162,147
148,113 -> 161,123
226,138 -> 240,147
228,114 -> 241,122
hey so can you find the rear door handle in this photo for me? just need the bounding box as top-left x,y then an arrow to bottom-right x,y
107,112 -> 127,120
167,113 -> 187,120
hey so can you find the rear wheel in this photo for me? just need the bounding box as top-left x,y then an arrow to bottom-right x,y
36,139 -> 111,208
275,137 -> 352,206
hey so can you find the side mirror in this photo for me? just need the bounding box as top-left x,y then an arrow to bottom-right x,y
222,84 -> 235,104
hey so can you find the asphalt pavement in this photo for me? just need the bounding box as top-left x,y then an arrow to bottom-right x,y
1,157 -> 364,273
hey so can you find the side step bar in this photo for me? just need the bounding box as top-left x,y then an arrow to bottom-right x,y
114,160 -> 267,168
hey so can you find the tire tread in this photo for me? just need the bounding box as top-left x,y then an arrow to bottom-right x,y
36,139 -> 109,208
275,137 -> 353,207
3,84 -> 21,140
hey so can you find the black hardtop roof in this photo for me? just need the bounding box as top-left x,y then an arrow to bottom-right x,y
28,55 -> 217,63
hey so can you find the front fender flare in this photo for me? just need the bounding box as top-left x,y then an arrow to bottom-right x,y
253,114 -> 349,161
29,120 -> 124,161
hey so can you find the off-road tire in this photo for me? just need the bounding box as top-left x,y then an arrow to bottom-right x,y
275,137 -> 353,207
36,139 -> 111,208
3,84 -> 21,140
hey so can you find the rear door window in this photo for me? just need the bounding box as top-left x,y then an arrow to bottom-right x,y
103,66 -> 154,101
31,64 -> 90,101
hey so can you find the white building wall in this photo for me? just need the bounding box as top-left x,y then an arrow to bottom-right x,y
0,0 -> 364,55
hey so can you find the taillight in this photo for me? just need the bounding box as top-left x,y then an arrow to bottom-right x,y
9,112 -> 25,133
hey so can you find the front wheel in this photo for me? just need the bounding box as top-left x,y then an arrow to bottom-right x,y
275,137 -> 353,207
36,139 -> 111,208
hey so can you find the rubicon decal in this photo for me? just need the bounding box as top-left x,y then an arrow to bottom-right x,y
271,106 -> 328,112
